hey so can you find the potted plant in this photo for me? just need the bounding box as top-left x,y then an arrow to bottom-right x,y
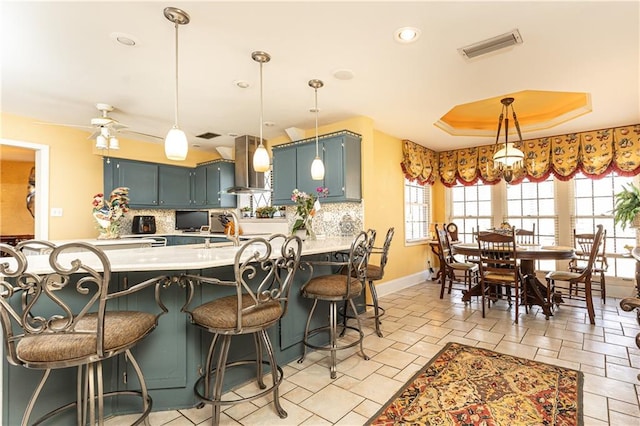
255,206 -> 277,218
240,206 -> 252,218
613,183 -> 640,230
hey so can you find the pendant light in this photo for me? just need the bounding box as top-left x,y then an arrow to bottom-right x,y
309,79 -> 325,180
163,7 -> 190,161
252,51 -> 271,173
492,97 -> 525,183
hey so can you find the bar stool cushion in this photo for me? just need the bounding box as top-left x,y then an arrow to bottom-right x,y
303,275 -> 363,299
192,294 -> 282,331
366,264 -> 382,281
16,311 -> 157,364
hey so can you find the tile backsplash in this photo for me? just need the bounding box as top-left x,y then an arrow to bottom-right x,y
126,202 -> 364,238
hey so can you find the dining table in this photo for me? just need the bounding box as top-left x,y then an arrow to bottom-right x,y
451,242 -> 575,319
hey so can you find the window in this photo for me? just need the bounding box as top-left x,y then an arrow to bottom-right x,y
573,172 -> 635,278
404,178 -> 430,242
450,182 -> 492,243
506,176 -> 556,270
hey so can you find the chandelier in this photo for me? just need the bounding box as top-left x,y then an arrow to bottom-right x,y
492,97 -> 525,183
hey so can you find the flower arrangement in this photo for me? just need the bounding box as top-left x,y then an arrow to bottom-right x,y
92,187 -> 130,239
291,187 -> 329,238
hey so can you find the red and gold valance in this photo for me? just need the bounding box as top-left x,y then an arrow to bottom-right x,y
401,124 -> 640,186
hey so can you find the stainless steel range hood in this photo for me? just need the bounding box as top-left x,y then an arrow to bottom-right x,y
226,135 -> 268,194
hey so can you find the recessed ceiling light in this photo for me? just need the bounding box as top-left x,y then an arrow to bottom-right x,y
110,32 -> 138,47
394,27 -> 421,43
333,69 -> 355,80
234,80 -> 250,89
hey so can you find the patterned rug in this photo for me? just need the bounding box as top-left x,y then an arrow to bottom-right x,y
367,342 -> 583,425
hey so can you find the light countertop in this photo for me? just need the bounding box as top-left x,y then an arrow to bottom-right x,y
2,237 -> 355,274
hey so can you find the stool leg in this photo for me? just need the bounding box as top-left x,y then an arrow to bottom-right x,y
349,298 -> 370,362
260,329 -> 287,419
368,280 -> 383,337
125,348 -> 152,426
203,334 -> 221,401
254,333 -> 266,389
22,369 -> 50,426
298,299 -> 318,364
212,335 -> 232,425
329,301 -> 338,379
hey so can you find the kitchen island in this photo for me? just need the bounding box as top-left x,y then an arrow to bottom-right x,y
1,237 -> 358,424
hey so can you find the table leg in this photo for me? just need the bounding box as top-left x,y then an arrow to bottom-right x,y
519,259 -> 554,319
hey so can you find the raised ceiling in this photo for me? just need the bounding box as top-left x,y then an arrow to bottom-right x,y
1,1 -> 638,154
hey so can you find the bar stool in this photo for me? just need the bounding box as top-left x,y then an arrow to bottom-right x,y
298,231 -> 370,379
181,235 -> 302,424
344,227 -> 395,337
0,240 -> 168,426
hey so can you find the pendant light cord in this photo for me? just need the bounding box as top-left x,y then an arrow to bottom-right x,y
174,21 -> 180,127
315,88 -> 319,156
259,62 -> 264,145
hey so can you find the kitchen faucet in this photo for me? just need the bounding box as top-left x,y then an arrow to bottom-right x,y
224,210 -> 240,246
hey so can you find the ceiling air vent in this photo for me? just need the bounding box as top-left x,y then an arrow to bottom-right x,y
458,29 -> 523,59
196,132 -> 221,139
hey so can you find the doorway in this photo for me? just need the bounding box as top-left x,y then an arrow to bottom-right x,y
0,139 -> 49,239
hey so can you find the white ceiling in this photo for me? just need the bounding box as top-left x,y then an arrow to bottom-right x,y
2,1 -> 639,154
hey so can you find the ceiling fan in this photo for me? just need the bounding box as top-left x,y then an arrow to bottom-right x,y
38,103 -> 162,150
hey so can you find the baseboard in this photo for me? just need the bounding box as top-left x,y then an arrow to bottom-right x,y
375,271 -> 431,298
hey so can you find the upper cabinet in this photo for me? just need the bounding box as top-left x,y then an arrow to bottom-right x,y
272,131 -> 362,205
193,160 -> 236,208
104,158 -> 236,209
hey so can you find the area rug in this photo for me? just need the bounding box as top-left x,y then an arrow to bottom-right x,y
367,342 -> 583,426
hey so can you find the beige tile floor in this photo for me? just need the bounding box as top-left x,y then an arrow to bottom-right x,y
106,280 -> 640,425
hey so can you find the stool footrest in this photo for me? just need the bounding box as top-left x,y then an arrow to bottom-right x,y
302,324 -> 365,352
194,359 -> 284,408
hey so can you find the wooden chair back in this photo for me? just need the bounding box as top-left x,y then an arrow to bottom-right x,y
515,223 -> 536,244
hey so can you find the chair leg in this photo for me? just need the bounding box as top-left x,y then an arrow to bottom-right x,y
601,272 -> 606,303
439,267 -> 447,299
329,301 -> 338,379
125,348 -> 152,426
584,279 -> 596,325
298,299 -> 318,364
259,329 -> 287,419
203,334 -> 221,401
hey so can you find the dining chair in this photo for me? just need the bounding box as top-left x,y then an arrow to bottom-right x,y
546,225 -> 604,324
569,228 -> 608,303
298,231 -> 370,378
0,240 -> 168,426
180,235 -> 302,424
435,224 -> 479,300
476,228 -> 525,323
515,223 -> 536,245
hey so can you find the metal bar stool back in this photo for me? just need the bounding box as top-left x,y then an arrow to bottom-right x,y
0,240 -> 168,426
180,234 -> 302,423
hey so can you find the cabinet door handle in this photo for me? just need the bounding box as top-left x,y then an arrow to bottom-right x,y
122,371 -> 128,384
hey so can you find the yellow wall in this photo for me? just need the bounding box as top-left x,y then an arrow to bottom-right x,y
1,112 -> 216,239
0,159 -> 36,235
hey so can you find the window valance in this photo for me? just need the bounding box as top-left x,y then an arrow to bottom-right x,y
402,124 -> 640,186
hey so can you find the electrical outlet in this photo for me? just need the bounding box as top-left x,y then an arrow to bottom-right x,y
50,207 -> 63,217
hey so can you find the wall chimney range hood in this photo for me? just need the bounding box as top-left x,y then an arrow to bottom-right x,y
226,135 -> 268,194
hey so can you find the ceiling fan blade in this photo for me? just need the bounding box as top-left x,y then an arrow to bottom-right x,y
35,121 -> 93,130
119,129 -> 164,140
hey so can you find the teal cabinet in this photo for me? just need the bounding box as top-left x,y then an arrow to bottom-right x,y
105,158 -> 159,207
272,131 -> 361,205
193,161 -> 236,208
272,145 -> 297,204
158,165 -> 193,208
